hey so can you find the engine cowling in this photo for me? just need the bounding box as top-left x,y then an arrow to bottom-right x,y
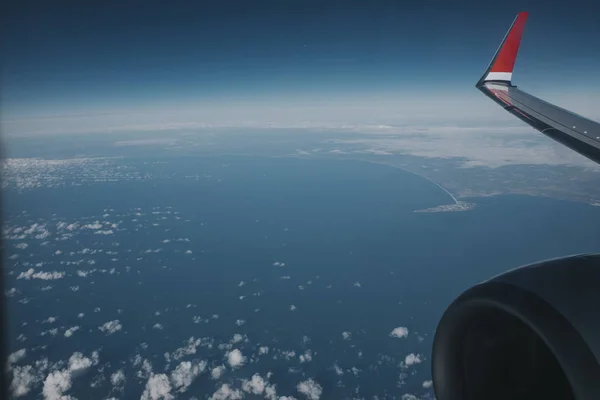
432,254 -> 600,400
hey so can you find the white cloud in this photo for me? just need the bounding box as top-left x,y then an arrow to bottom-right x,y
137,359 -> 153,379
8,349 -> 27,368
210,383 -> 244,400
153,323 -> 164,330
242,373 -> 266,395
390,327 -> 409,339
289,305 -> 296,311
99,320 -> 122,335
42,369 -> 71,400
68,352 -> 96,372
231,334 -> 244,344
17,269 -> 65,280
172,337 -> 204,360
258,346 -> 269,355
341,331 -> 351,340
170,360 -> 207,393
211,365 -> 226,380
110,369 -> 126,391
64,326 -> 80,337
333,363 -> 344,376
11,365 -> 39,397
141,373 -> 174,400
299,350 -> 312,363
296,379 -> 322,400
235,319 -> 245,326
227,349 -> 246,369
404,353 -> 422,366
401,395 -> 418,400
422,380 -> 433,388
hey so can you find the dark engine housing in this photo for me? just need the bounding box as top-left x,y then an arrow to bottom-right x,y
432,254 -> 600,400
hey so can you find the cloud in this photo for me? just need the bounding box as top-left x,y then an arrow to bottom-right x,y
68,352 -> 98,372
172,337 -> 204,360
231,334 -> 244,344
404,353 -> 422,366
242,373 -> 266,395
17,269 -> 65,280
210,383 -> 244,400
235,319 -> 245,326
329,125 -> 599,169
227,349 -> 246,369
42,369 -> 71,400
341,331 -> 351,340
42,352 -> 97,400
289,305 -> 297,311
8,349 -> 27,368
299,350 -> 312,363
296,379 -> 322,400
141,373 -> 173,400
422,380 -> 433,388
11,365 -> 39,397
390,327 -> 409,339
99,320 -> 122,335
401,395 -> 418,400
258,346 -> 269,355
211,365 -> 226,380
110,369 -> 126,391
64,326 -> 80,337
333,363 -> 344,376
170,360 -> 207,393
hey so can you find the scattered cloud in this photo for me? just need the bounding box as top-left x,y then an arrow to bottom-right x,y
297,379 -> 322,400
242,373 -> 266,395
17,269 -> 65,280
99,320 -> 122,335
390,327 -> 409,339
141,373 -> 173,400
210,383 -> 244,400
404,353 -> 422,366
64,326 -> 80,337
226,349 -> 246,369
170,360 -> 207,393
211,365 -> 226,380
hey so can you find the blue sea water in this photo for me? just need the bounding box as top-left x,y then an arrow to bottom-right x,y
5,155 -> 600,399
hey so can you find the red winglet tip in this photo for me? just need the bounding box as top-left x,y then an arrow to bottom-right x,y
489,12 -> 529,74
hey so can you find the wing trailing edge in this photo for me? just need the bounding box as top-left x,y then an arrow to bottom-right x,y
476,13 -> 600,166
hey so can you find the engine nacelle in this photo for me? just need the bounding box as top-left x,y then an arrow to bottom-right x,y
432,254 -> 600,400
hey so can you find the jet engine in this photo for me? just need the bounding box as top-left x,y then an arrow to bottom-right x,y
432,254 -> 600,400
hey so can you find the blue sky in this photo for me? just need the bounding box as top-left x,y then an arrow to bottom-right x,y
2,0 -> 600,134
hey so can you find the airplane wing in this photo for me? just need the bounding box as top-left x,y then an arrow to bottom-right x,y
476,12 -> 600,165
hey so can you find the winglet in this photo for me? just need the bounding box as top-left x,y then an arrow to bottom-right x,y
477,12 -> 529,86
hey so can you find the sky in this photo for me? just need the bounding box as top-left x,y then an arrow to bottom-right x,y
1,0 -> 600,135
